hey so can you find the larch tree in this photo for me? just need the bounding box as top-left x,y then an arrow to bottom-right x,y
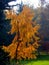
2,6 -> 40,60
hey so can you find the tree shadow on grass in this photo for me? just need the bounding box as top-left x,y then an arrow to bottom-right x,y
37,55 -> 49,61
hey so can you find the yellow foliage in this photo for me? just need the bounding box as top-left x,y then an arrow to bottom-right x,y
2,43 -> 17,59
3,6 -> 40,60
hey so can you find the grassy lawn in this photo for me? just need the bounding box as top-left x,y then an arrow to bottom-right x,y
18,55 -> 49,65
9,55 -> 49,65
26,61 -> 49,65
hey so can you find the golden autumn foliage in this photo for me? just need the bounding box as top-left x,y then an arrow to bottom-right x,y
2,6 -> 40,60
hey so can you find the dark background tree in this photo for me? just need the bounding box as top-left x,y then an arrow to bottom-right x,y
39,0 -> 49,41
0,0 -> 16,46
0,1 -> 15,64
36,0 -> 49,53
0,47 -> 10,65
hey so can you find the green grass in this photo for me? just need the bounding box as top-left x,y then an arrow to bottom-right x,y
19,60 -> 49,65
18,55 -> 49,65
26,61 -> 49,65
9,55 -> 49,65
